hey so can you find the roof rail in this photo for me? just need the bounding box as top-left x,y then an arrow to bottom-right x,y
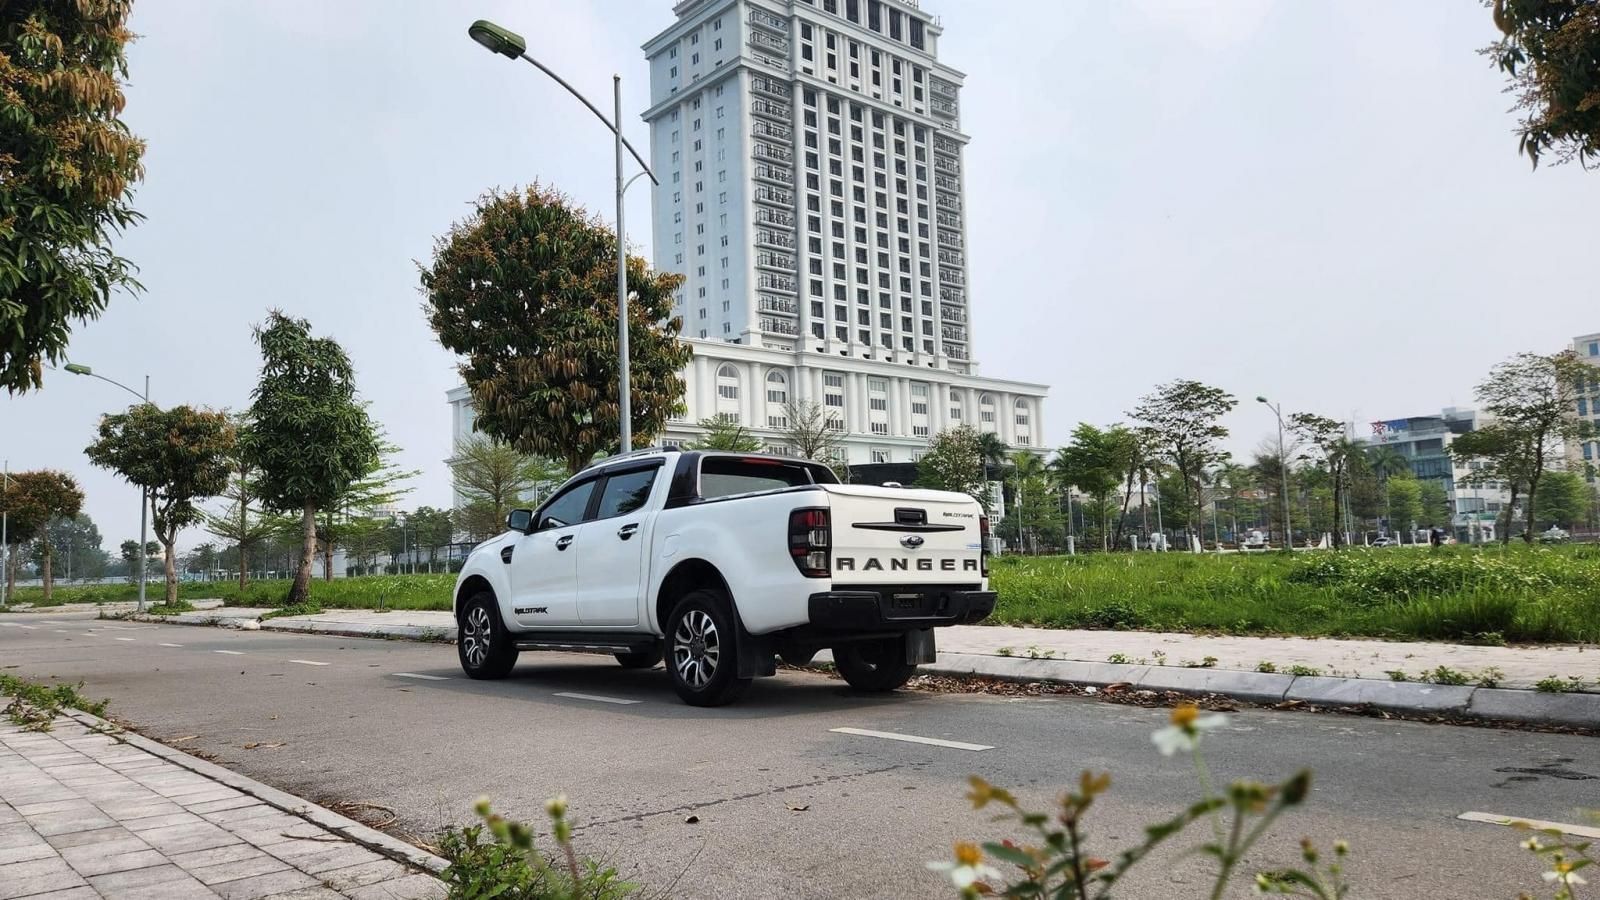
584,446 -> 674,470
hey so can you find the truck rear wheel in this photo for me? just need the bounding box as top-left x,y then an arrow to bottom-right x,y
666,589 -> 750,707
835,637 -> 916,692
458,591 -> 518,680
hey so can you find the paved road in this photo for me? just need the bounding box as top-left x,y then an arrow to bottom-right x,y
2,610 -> 1595,899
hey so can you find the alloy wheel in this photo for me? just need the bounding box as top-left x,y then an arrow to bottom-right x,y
673,609 -> 720,689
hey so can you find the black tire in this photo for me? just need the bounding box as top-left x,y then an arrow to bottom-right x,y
457,591 -> 519,679
834,637 -> 916,692
614,644 -> 663,669
665,589 -> 750,707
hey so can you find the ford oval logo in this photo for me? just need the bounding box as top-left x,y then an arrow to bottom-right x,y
900,535 -> 925,549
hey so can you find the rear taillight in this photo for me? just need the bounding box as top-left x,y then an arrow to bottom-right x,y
788,508 -> 831,578
979,515 -> 991,576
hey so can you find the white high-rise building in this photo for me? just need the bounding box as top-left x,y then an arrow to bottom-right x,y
449,0 -> 1048,468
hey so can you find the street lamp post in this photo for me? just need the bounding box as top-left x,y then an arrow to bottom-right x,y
1,462 -> 11,609
1257,396 -> 1294,551
65,363 -> 151,612
467,20 -> 659,454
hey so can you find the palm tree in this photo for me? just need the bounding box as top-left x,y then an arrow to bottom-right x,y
1213,462 -> 1251,544
975,431 -> 1010,512
1366,445 -> 1407,536
1009,450 -> 1049,554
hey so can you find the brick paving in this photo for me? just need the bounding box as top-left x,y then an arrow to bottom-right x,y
0,718 -> 443,900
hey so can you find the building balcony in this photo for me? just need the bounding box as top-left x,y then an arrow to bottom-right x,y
937,228 -> 962,248
933,136 -> 961,157
929,77 -> 957,99
755,228 -> 795,249
759,296 -> 798,315
938,268 -> 964,286
761,317 -> 799,336
935,210 -> 962,229
753,162 -> 793,184
751,98 -> 791,121
939,285 -> 964,304
935,194 -> 961,212
940,306 -> 966,323
754,185 -> 792,206
937,248 -> 963,266
933,156 -> 959,175
941,325 -> 968,342
747,31 -> 790,55
929,97 -> 958,119
751,118 -> 792,140
758,273 -> 797,293
946,344 -> 968,360
755,251 -> 794,270
933,173 -> 959,192
748,8 -> 788,33
755,208 -> 794,227
752,141 -> 792,163
749,75 -> 789,100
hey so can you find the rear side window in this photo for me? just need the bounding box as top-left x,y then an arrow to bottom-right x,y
596,468 -> 659,518
699,457 -> 819,499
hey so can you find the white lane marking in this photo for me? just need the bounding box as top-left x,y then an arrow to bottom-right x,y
0,622 -> 35,629
114,637 -> 136,642
1458,811 -> 1600,839
829,727 -> 994,752
159,643 -> 183,648
214,650 -> 245,656
553,692 -> 641,706
394,672 -> 448,681
53,630 -> 69,634
288,660 -> 329,667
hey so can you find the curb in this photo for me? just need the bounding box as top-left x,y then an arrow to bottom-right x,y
260,619 -> 454,643
926,652 -> 1600,729
61,708 -> 449,876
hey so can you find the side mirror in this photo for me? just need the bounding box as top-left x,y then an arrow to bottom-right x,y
506,509 -> 533,533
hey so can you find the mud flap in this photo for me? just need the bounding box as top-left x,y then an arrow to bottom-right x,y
905,628 -> 936,665
736,616 -> 778,679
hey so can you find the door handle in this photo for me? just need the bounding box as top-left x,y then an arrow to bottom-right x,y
555,535 -> 574,551
617,523 -> 639,540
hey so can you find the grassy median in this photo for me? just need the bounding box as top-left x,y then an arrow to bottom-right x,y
10,545 -> 1599,644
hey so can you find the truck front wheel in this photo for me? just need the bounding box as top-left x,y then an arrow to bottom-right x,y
835,637 -> 916,692
458,591 -> 519,679
666,590 -> 750,707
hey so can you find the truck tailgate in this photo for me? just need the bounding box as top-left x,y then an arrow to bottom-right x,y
821,485 -> 983,585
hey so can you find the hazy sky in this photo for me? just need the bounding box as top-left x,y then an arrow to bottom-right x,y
3,0 -> 1595,551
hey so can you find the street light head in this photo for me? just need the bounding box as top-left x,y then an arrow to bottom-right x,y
1255,395 -> 1268,404
468,20 -> 526,59
64,363 -> 92,376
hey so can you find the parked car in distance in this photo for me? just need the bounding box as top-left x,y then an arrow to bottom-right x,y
450,449 -> 997,706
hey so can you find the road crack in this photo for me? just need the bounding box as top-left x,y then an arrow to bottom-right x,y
575,763 -> 906,830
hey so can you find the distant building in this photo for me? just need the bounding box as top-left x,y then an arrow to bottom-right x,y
1362,407 -> 1510,541
1568,331 -> 1600,489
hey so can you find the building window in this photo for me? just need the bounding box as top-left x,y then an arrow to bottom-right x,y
716,364 -> 740,400
1015,399 -> 1030,426
766,371 -> 788,404
871,448 -> 889,463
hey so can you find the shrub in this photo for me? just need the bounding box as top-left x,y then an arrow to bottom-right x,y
0,675 -> 108,732
438,797 -> 635,900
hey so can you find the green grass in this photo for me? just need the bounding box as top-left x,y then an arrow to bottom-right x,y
987,544 -> 1600,644
7,574 -> 455,612
1,674 -> 109,732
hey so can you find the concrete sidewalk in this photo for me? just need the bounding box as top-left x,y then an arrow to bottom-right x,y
0,714 -> 444,899
128,605 -> 1600,728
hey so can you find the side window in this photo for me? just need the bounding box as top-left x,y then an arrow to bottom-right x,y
539,480 -> 597,530
595,468 -> 659,519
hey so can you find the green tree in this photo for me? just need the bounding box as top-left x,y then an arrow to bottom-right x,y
0,1 -> 146,393
1418,480 -> 1451,528
1364,444 -> 1408,533
1388,473 -> 1424,538
201,420 -> 283,591
116,539 -> 158,584
449,434 -> 563,532
0,471 -> 83,600
315,436 -> 417,580
409,506 -> 456,572
1533,469 -> 1589,527
35,513 -> 104,582
422,185 -> 692,475
1131,380 -> 1237,539
1486,0 -> 1600,168
688,416 -> 763,452
1000,451 -> 1056,553
1051,423 -> 1124,551
1289,414 -> 1364,548
246,312 -> 380,604
85,403 -> 235,604
1455,351 -> 1593,543
916,426 -> 987,509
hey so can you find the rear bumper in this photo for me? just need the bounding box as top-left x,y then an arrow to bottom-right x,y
806,588 -> 996,631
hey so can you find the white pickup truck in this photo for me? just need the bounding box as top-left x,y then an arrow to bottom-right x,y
451,448 -> 996,706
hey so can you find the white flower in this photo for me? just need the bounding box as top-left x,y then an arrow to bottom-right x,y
1543,867 -> 1587,886
1151,712 -> 1228,756
927,859 -> 1002,890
